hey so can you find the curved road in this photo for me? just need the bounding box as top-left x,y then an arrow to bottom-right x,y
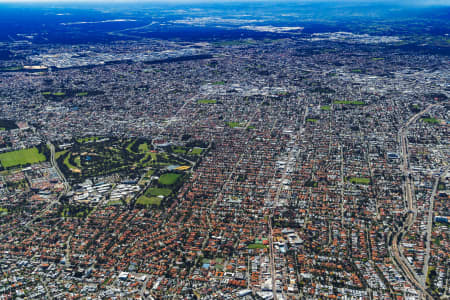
47,142 -> 70,195
390,105 -> 438,300
0,143 -> 70,240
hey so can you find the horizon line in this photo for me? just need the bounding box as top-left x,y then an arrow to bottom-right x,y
0,0 -> 448,5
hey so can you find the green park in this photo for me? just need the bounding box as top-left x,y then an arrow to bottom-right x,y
348,177 -> 371,185
0,147 -> 46,168
198,99 -> 217,104
334,100 -> 365,105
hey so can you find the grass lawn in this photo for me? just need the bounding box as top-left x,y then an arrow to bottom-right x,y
63,153 -> 80,172
138,144 -> 154,164
248,243 -> 267,249
0,127 -> 5,131
349,177 -> 371,185
76,92 -> 88,96
432,237 -> 441,247
55,150 -> 68,159
334,100 -> 365,105
145,187 -> 172,197
145,169 -> 155,178
189,147 -> 203,155
198,99 -> 217,104
227,121 -> 242,128
202,258 -> 211,264
41,91 -> 52,95
74,156 -> 82,168
159,173 -> 181,185
137,195 -> 162,206
173,147 -> 186,154
212,81 -> 225,85
307,118 -> 318,123
138,142 -> 149,152
321,105 -> 331,110
126,139 -> 137,153
107,200 -> 123,206
77,136 -> 99,143
0,147 -> 46,168
421,117 -> 439,124
52,92 -> 66,96
140,152 -> 153,164
426,266 -> 436,286
215,264 -> 224,271
372,57 -> 384,61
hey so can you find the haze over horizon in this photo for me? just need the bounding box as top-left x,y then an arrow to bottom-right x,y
0,0 -> 448,5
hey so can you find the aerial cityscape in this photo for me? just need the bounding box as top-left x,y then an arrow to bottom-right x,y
0,1 -> 448,299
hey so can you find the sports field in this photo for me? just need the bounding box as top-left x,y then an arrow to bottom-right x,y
349,177 -> 370,185
227,121 -> 243,128
333,100 -> 365,105
198,99 -> 217,104
145,188 -> 172,197
137,195 -> 162,206
159,173 -> 181,185
421,117 -> 439,124
247,243 -> 267,249
189,147 -> 203,155
0,147 -> 46,168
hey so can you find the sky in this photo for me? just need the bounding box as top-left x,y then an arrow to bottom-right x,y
0,0 -> 448,4
0,0 -> 447,2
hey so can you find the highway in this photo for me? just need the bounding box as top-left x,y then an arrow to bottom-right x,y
24,143 -> 70,229
422,167 -> 448,286
47,142 -> 70,195
389,104 -> 437,300
340,144 -> 345,225
0,143 -> 70,241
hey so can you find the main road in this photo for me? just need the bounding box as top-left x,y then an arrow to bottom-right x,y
26,143 -> 70,227
266,106 -> 308,300
47,142 -> 70,195
0,143 -> 70,240
422,166 -> 448,286
389,104 -> 438,300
